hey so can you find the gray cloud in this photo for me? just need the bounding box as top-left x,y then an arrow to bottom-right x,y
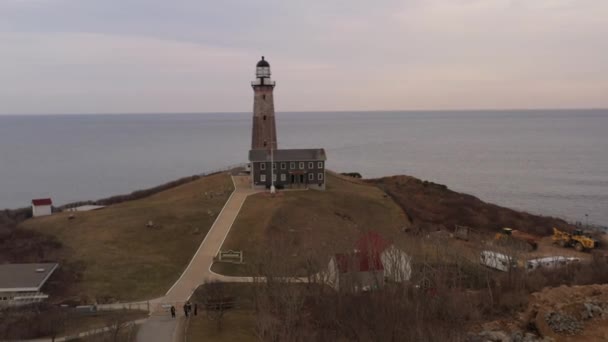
0,0 -> 606,114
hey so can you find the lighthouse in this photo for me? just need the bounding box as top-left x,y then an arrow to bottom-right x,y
248,56 -> 327,191
251,56 -> 277,151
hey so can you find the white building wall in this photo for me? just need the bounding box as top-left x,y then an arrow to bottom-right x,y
32,205 -> 52,217
326,258 -> 339,290
381,246 -> 412,282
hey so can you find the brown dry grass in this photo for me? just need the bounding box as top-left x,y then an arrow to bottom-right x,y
371,175 -> 574,236
20,172 -> 234,302
186,310 -> 257,342
214,172 -> 409,276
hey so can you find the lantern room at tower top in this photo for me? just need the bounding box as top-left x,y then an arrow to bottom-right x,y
251,56 -> 275,87
248,56 -> 327,191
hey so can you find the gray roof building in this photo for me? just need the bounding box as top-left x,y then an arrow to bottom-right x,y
0,263 -> 58,292
249,148 -> 327,162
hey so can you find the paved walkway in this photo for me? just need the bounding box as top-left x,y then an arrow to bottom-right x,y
136,175 -> 259,342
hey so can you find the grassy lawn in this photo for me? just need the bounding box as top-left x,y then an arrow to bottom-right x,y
0,308 -> 146,341
186,282 -> 257,341
186,310 -> 256,342
214,172 -> 409,276
20,172 -> 234,302
63,310 -> 147,338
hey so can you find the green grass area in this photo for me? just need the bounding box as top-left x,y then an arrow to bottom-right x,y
20,172 -> 234,302
214,172 -> 409,276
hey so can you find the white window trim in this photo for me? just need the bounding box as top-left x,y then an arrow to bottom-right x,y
299,162 -> 305,169
281,162 -> 286,170
308,162 -> 314,169
272,174 -> 277,181
318,161 -> 324,168
272,162 -> 277,169
260,163 -> 266,170
318,173 -> 324,180
260,174 -> 266,182
290,162 -> 295,169
308,173 -> 314,181
280,174 -> 286,181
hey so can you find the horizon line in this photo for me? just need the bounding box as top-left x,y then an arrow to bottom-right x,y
1,107 -> 607,116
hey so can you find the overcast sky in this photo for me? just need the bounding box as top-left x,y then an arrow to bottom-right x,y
1,0 -> 607,114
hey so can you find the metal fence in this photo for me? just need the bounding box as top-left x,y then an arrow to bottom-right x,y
95,301 -> 150,312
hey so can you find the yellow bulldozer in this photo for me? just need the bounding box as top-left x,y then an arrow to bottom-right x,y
552,227 -> 598,252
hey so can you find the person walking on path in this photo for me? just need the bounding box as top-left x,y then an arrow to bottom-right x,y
183,303 -> 189,317
170,305 -> 176,318
186,301 -> 192,316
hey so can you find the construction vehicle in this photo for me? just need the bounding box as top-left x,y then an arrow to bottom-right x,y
495,227 -> 539,251
552,227 -> 598,252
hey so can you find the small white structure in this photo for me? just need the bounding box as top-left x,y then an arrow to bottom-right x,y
525,256 -> 580,272
31,198 -> 52,217
0,263 -> 58,307
480,250 -> 518,272
66,205 -> 106,212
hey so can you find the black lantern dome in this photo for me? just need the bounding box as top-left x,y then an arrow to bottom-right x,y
256,56 -> 270,67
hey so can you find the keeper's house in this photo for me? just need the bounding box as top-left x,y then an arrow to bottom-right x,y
0,263 -> 58,307
249,149 -> 327,190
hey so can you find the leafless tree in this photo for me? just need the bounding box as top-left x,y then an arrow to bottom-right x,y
104,309 -> 134,342
42,306 -> 68,342
199,280 -> 232,332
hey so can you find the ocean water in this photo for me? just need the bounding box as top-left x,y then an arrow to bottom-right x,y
0,110 -> 606,225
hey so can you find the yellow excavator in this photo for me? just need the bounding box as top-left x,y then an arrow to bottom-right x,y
552,227 -> 598,252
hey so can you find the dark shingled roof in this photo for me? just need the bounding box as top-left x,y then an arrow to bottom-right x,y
0,263 -> 58,292
249,149 -> 327,162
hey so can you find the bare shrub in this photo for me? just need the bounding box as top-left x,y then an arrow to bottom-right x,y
104,309 -> 135,342
199,280 -> 233,331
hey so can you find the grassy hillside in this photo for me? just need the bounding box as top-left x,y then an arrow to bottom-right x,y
213,172 -> 409,276
371,175 -> 573,236
20,172 -> 234,303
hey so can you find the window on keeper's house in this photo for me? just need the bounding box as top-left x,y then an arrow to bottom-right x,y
318,173 -> 324,181
260,163 -> 266,170
308,162 -> 314,169
281,174 -> 286,181
299,162 -> 304,169
281,162 -> 286,170
260,174 -> 266,182
308,173 -> 314,181
318,161 -> 324,169
290,162 -> 295,169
